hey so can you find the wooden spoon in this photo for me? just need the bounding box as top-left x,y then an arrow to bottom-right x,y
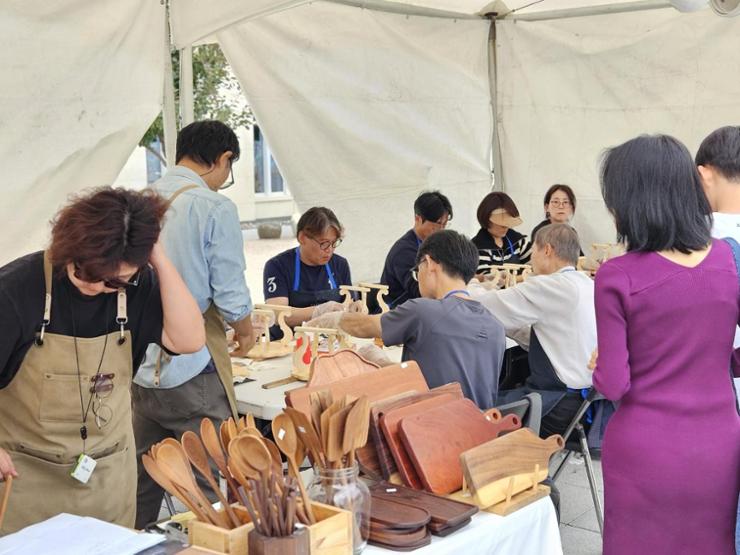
142,453 -> 210,523
342,395 -> 370,466
220,421 -> 231,453
0,476 -> 12,531
156,442 -> 230,528
182,431 -> 241,528
272,414 -> 316,524
200,418 -> 243,504
285,406 -> 325,467
227,418 -> 239,444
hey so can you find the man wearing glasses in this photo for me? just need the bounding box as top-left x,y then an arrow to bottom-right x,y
309,229 -> 505,410
263,207 -> 355,338
380,191 -> 453,309
133,120 -> 256,528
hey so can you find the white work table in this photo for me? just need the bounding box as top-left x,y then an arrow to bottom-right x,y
233,338 -> 517,420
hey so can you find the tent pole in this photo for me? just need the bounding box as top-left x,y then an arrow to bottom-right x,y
180,45 -> 194,126
162,2 -> 178,168
488,19 -> 505,193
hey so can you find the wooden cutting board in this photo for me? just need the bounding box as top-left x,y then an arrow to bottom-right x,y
286,361 -> 428,421
460,429 -> 564,508
369,384 -> 464,481
308,348 -> 379,387
381,394 -> 458,489
368,481 -> 478,534
398,398 -> 504,494
365,391 -> 419,480
370,496 -> 432,530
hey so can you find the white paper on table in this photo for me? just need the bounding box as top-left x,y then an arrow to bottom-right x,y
0,513 -> 165,555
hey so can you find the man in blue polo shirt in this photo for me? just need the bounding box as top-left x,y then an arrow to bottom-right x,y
380,191 -> 453,308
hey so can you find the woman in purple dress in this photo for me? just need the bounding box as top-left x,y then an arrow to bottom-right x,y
594,134 -> 740,554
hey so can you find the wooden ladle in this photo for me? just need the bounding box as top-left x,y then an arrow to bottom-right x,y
200,418 -> 244,505
182,431 -> 241,528
142,453 -> 210,524
272,413 -> 316,524
156,442 -> 230,528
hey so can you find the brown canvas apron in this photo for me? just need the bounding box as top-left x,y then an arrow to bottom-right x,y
0,252 -> 136,534
154,185 -> 239,420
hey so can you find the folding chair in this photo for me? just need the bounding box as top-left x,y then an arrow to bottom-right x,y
496,392 -> 542,436
552,388 -> 605,536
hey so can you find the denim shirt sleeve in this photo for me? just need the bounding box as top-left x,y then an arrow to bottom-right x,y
205,200 -> 253,322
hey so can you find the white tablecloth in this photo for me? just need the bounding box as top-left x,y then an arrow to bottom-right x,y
366,497 -> 562,555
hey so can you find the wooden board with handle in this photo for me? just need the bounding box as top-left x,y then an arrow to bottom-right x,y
398,398 -> 506,495
460,428 -> 564,508
368,481 -> 477,535
369,383 -> 464,482
307,348 -> 379,387
381,394 -> 458,489
285,362 -> 428,426
369,496 -> 431,530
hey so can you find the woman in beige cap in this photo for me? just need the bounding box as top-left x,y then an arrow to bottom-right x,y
471,192 -> 531,276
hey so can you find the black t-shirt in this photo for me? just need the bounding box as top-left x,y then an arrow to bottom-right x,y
380,229 -> 421,308
0,251 -> 165,389
263,247 -> 352,301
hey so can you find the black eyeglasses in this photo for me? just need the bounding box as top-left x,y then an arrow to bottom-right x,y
220,162 -> 235,190
309,236 -> 342,252
90,373 -> 115,429
410,258 -> 428,282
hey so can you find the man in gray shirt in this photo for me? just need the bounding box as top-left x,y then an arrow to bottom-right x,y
308,229 -> 505,409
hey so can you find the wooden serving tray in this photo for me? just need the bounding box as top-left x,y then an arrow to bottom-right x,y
369,482 -> 478,535
307,348 -> 379,387
369,496 -> 432,530
398,398 -> 505,495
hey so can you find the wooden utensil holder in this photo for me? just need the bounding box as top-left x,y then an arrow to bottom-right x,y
306,501 -> 354,555
248,528 -> 310,555
188,505 -> 253,554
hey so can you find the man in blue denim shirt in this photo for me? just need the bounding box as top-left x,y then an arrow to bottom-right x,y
132,120 -> 255,527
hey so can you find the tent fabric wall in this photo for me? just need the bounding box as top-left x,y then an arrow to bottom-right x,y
0,0 -> 166,265
495,9 -> 740,251
218,1 -> 494,281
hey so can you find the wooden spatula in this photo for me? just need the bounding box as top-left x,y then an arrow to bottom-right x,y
0,476 -> 12,531
343,395 -> 370,466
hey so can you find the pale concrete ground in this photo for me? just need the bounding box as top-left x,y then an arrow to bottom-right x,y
162,227 -> 605,554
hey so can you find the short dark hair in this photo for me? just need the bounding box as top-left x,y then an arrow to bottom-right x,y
600,134 -> 711,254
476,192 -> 520,229
49,187 -> 168,280
696,126 -> 740,182
296,207 -> 343,237
534,224 -> 580,266
176,120 -> 240,165
544,184 -> 577,211
414,191 -> 452,222
416,229 -> 478,283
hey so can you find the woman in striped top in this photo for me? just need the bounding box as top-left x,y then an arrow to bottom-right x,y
471,192 -> 532,276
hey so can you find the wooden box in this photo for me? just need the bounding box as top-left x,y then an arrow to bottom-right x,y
188,505 -> 253,554
307,501 -> 353,555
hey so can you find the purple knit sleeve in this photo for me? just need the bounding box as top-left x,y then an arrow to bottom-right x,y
593,261 -> 632,401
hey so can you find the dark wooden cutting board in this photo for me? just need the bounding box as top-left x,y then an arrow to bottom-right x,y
398,398 -> 504,494
381,394 -> 457,489
369,481 -> 478,534
369,496 -> 432,530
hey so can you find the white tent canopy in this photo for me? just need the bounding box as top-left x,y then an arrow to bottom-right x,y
2,0 -> 739,281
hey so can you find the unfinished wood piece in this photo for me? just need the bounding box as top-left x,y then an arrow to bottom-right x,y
591,242 -> 622,264
459,429 -> 563,509
397,398 -> 510,495
246,309 -> 293,361
308,348 -> 379,387
339,285 -> 371,312
292,326 -> 350,381
254,303 -> 294,344
358,282 -> 391,313
285,362 -> 429,425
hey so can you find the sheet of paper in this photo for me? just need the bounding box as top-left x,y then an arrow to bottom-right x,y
0,513 -> 165,555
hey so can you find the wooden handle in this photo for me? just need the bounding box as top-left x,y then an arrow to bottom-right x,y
0,475 -> 12,530
262,376 -> 300,389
